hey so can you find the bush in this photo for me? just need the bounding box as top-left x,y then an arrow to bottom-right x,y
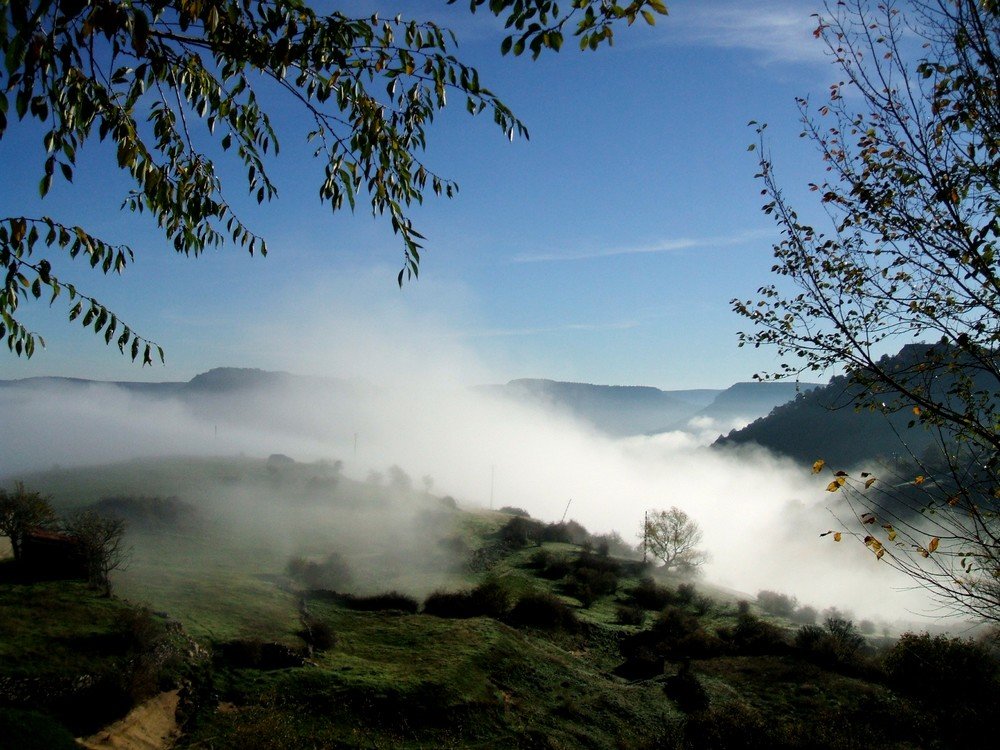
790,604 -> 818,624
824,617 -> 865,662
286,552 -> 352,590
564,566 -> 618,608
507,592 -> 578,631
619,606 -> 723,670
299,618 -> 336,652
537,556 -> 572,581
756,590 -> 797,618
422,581 -> 512,619
540,520 -> 590,545
0,708 -> 78,750
663,662 -> 709,714
498,506 -> 530,517
527,549 -> 552,569
883,632 -> 998,740
794,624 -> 825,652
498,516 -> 545,546
615,603 -> 646,626
628,578 -> 676,610
725,613 -> 788,656
794,617 -> 864,668
676,583 -> 697,604
590,530 -> 635,558
217,639 -> 305,669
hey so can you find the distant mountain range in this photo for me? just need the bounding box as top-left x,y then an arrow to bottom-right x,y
478,378 -> 820,437
1,368 -> 821,440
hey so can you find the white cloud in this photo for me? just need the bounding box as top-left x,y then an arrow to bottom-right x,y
511,228 -> 774,263
670,0 -> 828,66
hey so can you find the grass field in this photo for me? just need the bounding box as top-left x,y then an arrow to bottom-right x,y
3,455 -> 998,748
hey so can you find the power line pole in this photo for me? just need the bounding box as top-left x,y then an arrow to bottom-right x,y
561,498 -> 572,523
643,510 -> 648,564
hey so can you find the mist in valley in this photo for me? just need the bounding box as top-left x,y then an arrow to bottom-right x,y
0,293 -> 945,630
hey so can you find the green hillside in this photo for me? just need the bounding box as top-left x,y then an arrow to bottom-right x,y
1,457 -> 997,749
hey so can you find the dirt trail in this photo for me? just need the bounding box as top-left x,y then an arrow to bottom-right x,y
78,690 -> 180,750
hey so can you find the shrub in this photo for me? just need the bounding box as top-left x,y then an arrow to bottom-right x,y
756,589 -> 797,618
540,520 -> 590,545
629,577 -> 676,610
422,581 -> 511,619
691,593 -> 714,616
507,592 -> 578,631
286,552 -> 352,590
498,506 -> 530,517
824,617 -> 865,662
620,606 -> 723,666
423,591 -> 476,618
883,632 -> 998,740
299,618 -> 336,652
527,549 -> 552,569
537,556 -> 573,580
676,582 -> 697,604
498,516 -> 545,546
726,613 -> 788,656
794,618 -> 865,668
615,604 -> 646,626
790,604 -> 818,624
794,624 -> 825,652
469,580 -> 513,619
564,566 -> 618,608
218,639 -> 305,669
0,708 -> 78,750
663,662 -> 709,714
590,530 -> 635,558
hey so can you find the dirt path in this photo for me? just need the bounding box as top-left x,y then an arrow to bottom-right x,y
78,690 -> 180,750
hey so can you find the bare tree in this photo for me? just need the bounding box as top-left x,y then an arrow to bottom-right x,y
0,482 -> 56,562
642,507 -> 707,573
64,510 -> 130,596
733,0 -> 1000,622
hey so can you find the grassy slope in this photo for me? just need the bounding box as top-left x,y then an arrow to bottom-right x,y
2,456 -> 989,748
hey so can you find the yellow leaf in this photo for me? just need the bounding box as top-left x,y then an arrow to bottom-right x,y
913,406 -> 921,416
948,495 -> 960,507
928,537 -> 940,553
812,459 -> 825,474
827,481 -> 842,492
914,475 -> 925,485
865,477 -> 877,489
833,532 -> 842,542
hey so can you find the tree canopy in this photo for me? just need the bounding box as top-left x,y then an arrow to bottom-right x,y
641,506 -> 706,572
733,0 -> 1000,622
0,0 -> 667,362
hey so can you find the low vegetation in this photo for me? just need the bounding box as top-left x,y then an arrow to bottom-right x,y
2,457 -> 998,748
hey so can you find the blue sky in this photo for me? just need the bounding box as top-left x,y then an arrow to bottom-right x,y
0,0 -> 840,388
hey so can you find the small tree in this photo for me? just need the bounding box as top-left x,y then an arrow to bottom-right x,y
0,481 -> 56,562
63,510 -> 129,596
641,507 -> 707,573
